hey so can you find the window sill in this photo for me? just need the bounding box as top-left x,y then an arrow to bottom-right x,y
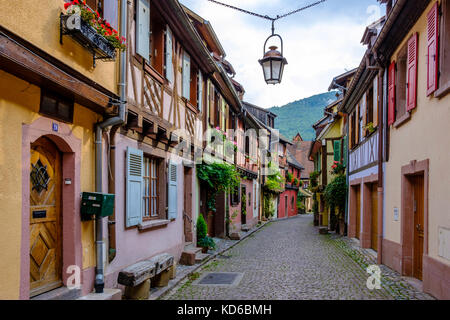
393,112 -> 411,129
138,219 -> 170,231
434,80 -> 450,99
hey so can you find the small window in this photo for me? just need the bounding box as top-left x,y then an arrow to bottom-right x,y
366,86 -> 374,134
143,156 -> 159,220
231,184 -> 240,206
291,196 -> 294,208
150,6 -> 165,74
395,43 -> 408,120
39,91 -> 74,123
248,192 -> 252,207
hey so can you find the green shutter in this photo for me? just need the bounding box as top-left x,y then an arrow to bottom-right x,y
343,136 -> 348,167
334,140 -> 341,162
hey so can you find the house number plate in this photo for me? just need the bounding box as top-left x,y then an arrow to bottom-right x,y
32,210 -> 47,219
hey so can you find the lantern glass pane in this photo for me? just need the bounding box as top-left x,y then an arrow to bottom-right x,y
262,60 -> 272,81
271,60 -> 282,81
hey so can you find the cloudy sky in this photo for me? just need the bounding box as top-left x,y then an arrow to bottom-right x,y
179,0 -> 384,108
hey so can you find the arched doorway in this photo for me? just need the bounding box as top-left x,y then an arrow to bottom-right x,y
29,137 -> 62,297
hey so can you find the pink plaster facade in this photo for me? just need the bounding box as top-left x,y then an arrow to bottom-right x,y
104,134 -> 186,289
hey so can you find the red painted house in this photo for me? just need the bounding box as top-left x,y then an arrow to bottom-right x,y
278,149 -> 304,218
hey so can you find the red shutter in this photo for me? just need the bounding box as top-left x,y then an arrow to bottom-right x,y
427,2 -> 439,96
388,61 -> 396,125
407,33 -> 418,111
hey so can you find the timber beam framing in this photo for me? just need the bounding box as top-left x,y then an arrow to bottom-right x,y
0,28 -> 118,114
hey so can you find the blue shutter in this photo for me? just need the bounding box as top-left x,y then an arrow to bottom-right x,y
182,52 -> 191,99
165,26 -> 174,83
168,161 -> 178,220
136,0 -> 150,60
126,147 -> 143,227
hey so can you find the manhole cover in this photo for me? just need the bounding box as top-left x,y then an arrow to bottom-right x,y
194,272 -> 244,287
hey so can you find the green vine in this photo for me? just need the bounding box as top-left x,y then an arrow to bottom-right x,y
197,162 -> 240,212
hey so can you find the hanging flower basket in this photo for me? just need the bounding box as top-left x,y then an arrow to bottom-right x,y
60,1 -> 127,66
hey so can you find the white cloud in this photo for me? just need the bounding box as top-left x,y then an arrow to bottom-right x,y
180,0 -> 373,108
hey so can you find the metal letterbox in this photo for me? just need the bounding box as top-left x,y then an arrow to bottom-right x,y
80,192 -> 115,221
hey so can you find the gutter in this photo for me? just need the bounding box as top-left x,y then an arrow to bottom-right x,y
94,0 -> 127,293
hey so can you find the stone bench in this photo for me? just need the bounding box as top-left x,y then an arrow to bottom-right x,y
117,253 -> 175,300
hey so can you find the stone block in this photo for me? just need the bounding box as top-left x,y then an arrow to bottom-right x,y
230,232 -> 241,240
124,279 -> 151,300
153,269 -> 171,287
168,262 -> 177,280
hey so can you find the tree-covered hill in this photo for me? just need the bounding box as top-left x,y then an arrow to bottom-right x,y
269,91 -> 338,141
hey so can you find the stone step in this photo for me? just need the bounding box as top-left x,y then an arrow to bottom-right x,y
180,245 -> 204,266
195,252 -> 210,263
31,286 -> 81,300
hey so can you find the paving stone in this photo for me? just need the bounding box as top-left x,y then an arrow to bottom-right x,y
163,215 -> 435,300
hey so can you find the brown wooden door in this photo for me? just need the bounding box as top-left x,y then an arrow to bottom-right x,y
355,186 -> 361,240
413,175 -> 424,280
371,184 -> 378,251
29,138 -> 62,297
183,167 -> 193,243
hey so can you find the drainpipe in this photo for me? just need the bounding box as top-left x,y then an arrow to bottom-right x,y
94,0 -> 127,293
372,49 -> 385,265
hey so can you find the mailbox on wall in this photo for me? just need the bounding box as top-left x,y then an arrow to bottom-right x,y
81,192 -> 115,221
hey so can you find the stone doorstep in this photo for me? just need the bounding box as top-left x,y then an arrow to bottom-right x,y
150,220 -> 271,300
77,289 -> 122,300
31,286 -> 81,300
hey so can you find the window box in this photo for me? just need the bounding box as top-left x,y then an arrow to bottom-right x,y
60,13 -> 116,67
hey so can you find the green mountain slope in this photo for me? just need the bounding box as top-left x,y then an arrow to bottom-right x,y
269,92 -> 338,141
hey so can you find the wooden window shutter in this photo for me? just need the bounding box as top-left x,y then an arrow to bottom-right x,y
427,2 -> 439,96
388,61 -> 396,125
168,161 -> 178,220
362,95 -> 367,136
334,140 -> 341,162
103,0 -> 118,30
182,52 -> 191,99
197,71 -> 203,112
343,136 -> 348,167
209,82 -> 215,126
165,26 -> 174,84
126,147 -> 143,227
355,104 -> 359,144
348,113 -> 353,149
373,76 -> 379,127
406,33 -> 418,111
136,0 -> 150,61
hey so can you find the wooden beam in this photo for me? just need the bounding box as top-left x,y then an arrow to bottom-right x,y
0,31 -> 115,113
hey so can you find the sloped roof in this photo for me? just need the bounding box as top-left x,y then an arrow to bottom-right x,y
286,149 -> 304,170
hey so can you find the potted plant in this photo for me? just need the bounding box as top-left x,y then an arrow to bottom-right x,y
196,214 -> 214,253
61,1 -> 126,64
364,122 -> 376,135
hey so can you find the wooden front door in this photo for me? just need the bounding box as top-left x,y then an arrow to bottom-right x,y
355,186 -> 361,240
183,167 -> 193,243
412,175 -> 424,280
371,184 -> 378,251
241,186 -> 247,225
29,137 -> 62,297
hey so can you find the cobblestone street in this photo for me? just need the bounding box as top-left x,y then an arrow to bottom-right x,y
163,215 -> 434,300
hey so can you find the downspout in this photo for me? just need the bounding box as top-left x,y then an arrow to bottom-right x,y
94,0 -> 127,293
373,49 -> 385,265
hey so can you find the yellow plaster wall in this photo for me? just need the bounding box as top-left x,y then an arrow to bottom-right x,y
0,0 -> 118,94
0,70 -> 98,299
384,0 -> 450,265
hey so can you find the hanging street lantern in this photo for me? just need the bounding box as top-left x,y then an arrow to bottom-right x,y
259,21 -> 288,85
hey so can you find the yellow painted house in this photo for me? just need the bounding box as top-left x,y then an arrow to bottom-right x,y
0,0 -> 122,299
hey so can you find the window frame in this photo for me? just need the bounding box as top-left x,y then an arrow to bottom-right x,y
39,90 -> 74,124
142,155 -> 159,221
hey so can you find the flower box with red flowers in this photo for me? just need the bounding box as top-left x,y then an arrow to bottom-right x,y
60,1 -> 127,64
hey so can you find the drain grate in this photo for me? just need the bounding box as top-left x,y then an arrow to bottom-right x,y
195,272 -> 244,287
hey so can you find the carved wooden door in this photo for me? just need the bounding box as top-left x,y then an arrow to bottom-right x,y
29,138 -> 62,297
